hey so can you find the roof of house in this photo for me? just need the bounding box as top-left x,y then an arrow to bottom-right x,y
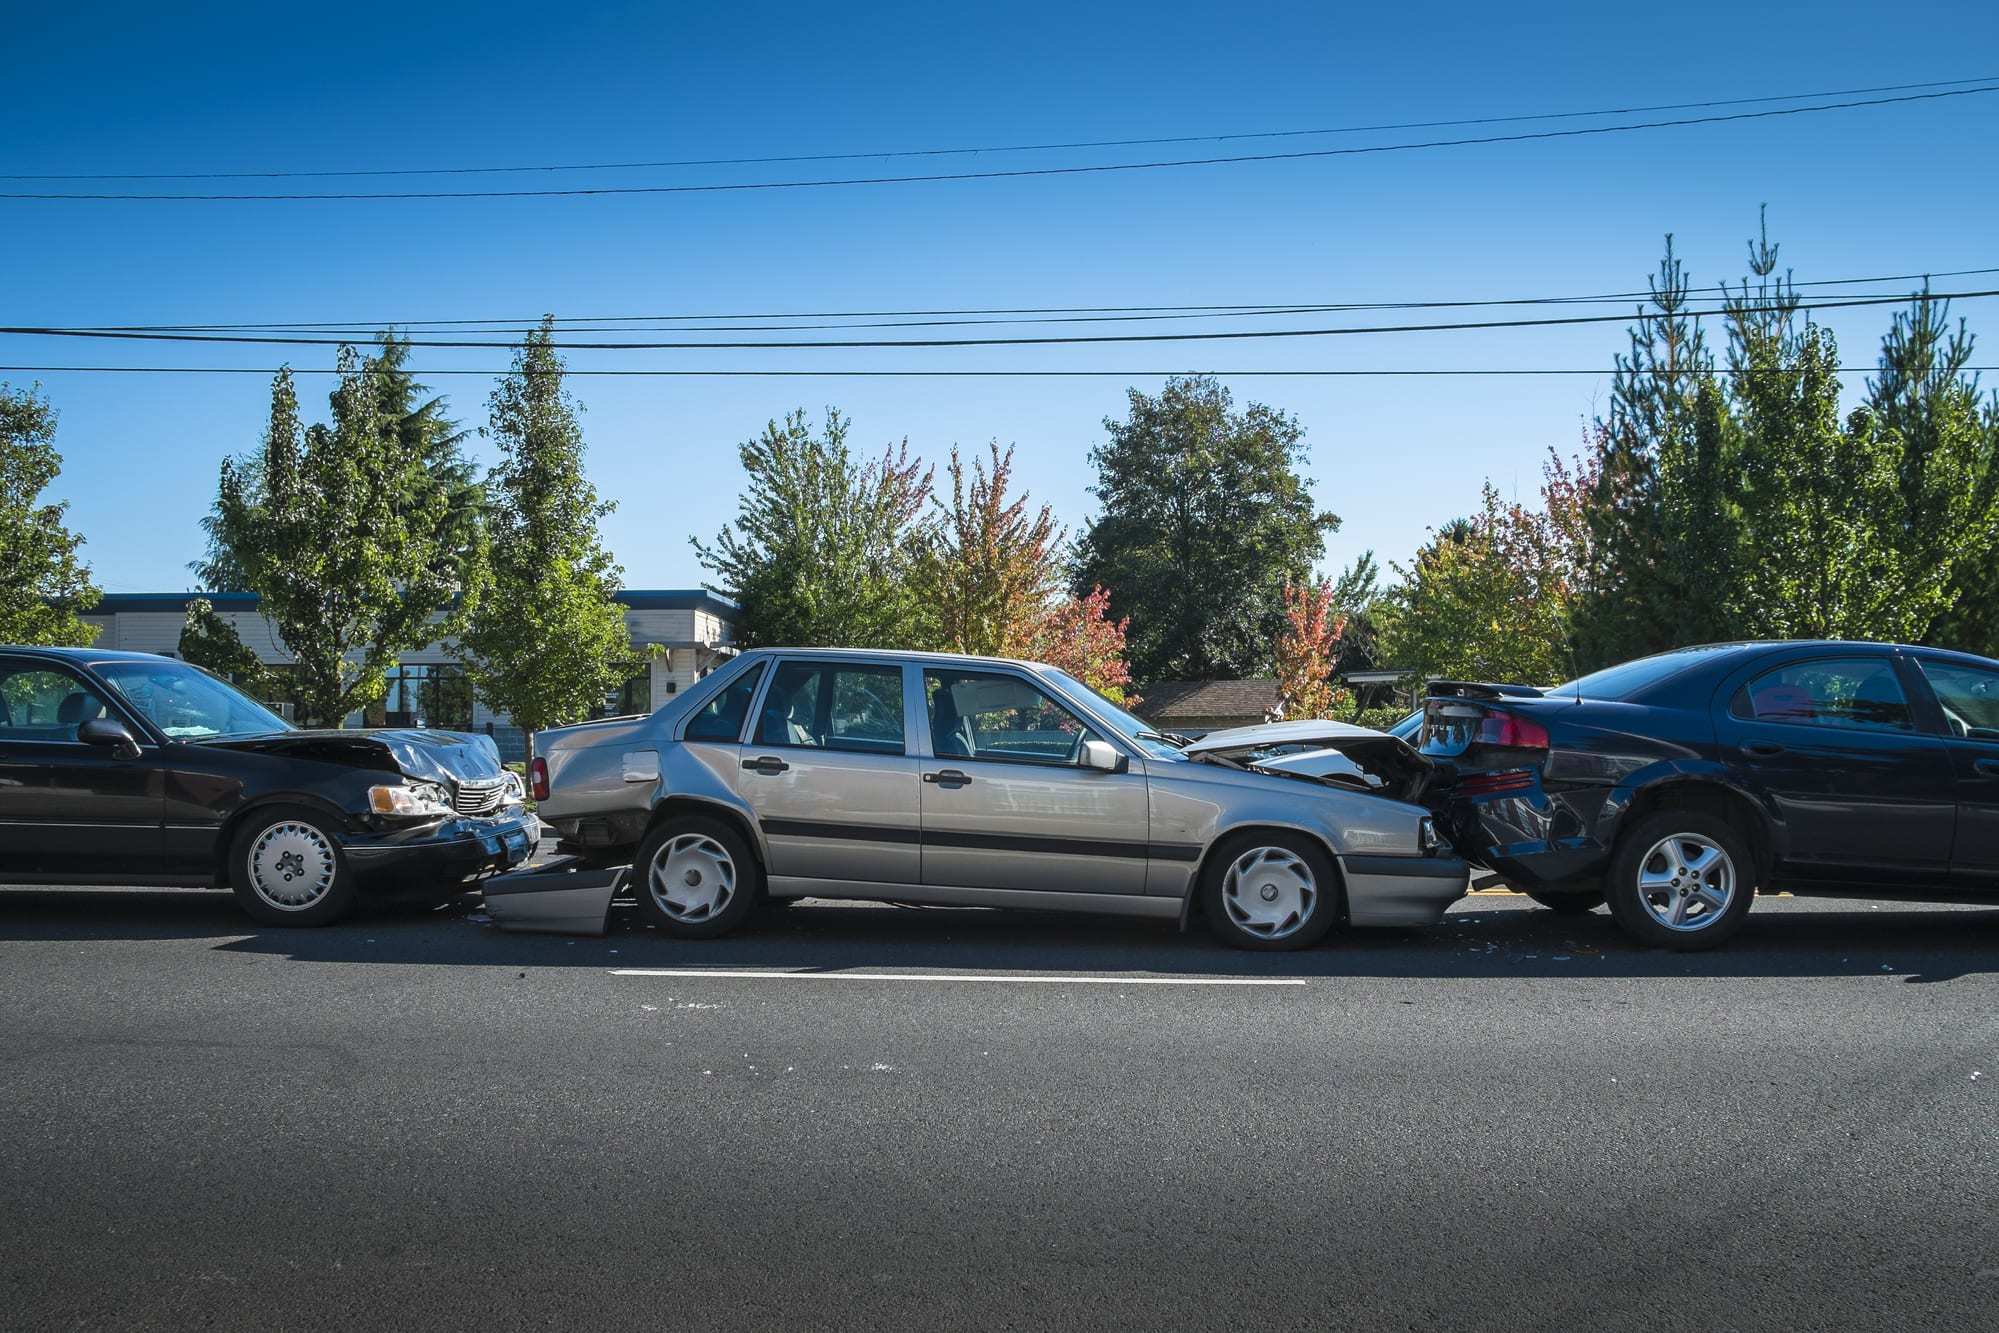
88,589 -> 738,619
1133,678 -> 1280,721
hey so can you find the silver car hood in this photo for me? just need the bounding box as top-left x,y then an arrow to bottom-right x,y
1183,719 -> 1423,765
1182,719 -> 1432,797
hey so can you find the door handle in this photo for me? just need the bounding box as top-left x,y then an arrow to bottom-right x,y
923,769 -> 971,786
1975,758 -> 1999,777
1744,742 -> 1786,757
741,756 -> 789,775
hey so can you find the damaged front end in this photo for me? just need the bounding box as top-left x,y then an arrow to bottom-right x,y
1181,720 -> 1440,804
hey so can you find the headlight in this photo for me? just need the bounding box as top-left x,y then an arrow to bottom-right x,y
502,770 -> 525,801
369,783 -> 453,817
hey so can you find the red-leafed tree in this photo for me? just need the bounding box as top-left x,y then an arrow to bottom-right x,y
1273,577 -> 1350,720
1035,584 -> 1137,705
924,441 -> 1063,658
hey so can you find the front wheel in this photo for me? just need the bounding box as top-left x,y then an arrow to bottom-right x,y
1200,832 -> 1340,951
1603,811 -> 1755,951
634,816 -> 764,939
228,807 -> 359,927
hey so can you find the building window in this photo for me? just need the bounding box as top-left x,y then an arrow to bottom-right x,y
596,662 -> 651,718
369,664 -> 473,731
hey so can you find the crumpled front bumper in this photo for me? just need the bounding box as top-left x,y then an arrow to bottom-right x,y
339,810 -> 542,888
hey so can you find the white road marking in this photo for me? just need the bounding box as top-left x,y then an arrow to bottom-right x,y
609,968 -> 1305,986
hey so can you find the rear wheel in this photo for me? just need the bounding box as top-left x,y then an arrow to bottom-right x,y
634,816 -> 764,939
1525,888 -> 1603,915
1200,831 -> 1340,952
1603,810 -> 1755,951
228,806 -> 358,927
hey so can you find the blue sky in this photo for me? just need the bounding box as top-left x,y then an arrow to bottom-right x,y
6,0 -> 1997,595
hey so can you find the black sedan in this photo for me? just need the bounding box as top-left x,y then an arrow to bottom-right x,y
0,647 -> 538,925
1419,640 -> 1999,949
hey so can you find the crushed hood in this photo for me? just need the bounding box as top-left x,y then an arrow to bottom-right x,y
1183,719 -> 1432,799
1184,719 -> 1423,766
208,727 -> 507,785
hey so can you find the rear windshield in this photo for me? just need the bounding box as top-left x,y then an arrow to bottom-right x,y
1548,651 -> 1706,702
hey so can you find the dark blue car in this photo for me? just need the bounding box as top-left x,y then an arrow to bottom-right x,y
1419,640 -> 1999,949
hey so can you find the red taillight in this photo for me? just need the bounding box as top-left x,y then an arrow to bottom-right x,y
1459,768 -> 1536,796
1472,711 -> 1549,749
529,757 -> 549,802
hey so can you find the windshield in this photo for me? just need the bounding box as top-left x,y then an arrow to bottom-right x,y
94,660 -> 292,741
1043,668 -> 1185,762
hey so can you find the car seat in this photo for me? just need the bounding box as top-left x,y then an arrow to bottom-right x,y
56,692 -> 104,729
1847,672 -> 1906,727
931,688 -> 972,757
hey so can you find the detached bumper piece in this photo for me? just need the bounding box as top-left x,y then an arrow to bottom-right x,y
484,859 -> 626,936
1340,854 -> 1472,927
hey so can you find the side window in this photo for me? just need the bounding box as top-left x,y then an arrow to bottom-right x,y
753,662 -> 906,754
1731,657 -> 1914,733
923,669 -> 1093,764
1917,660 -> 1999,740
0,664 -> 108,743
684,663 -> 766,742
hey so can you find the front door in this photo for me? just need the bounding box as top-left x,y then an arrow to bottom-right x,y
1910,655 -> 1999,890
1714,652 -> 1956,885
0,658 -> 162,880
917,667 -> 1150,896
734,658 -> 921,886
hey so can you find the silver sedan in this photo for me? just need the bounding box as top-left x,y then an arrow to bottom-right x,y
507,648 -> 1466,950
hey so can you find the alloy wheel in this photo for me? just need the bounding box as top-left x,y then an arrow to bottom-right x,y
247,821 -> 338,912
1635,833 -> 1736,932
1221,846 -> 1317,940
648,833 -> 737,923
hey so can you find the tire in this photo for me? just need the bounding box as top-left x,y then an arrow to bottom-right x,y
1525,888 -> 1604,915
1602,810 -> 1756,951
228,806 -> 359,927
1200,830 -> 1340,952
633,816 -> 764,939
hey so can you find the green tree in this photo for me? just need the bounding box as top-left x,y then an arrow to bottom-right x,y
454,319 -> 637,746
208,352 -> 487,726
177,598 -> 281,699
695,408 -> 934,648
922,441 -> 1062,658
0,384 -> 99,646
1070,376 -> 1337,681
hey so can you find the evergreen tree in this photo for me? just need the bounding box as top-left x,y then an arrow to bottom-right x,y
455,319 -> 637,746
1070,376 -> 1337,682
0,384 -> 99,646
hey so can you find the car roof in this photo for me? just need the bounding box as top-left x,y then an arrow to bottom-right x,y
0,646 -> 175,667
735,645 -> 1060,673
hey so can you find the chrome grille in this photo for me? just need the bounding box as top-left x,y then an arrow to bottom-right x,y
452,779 -> 506,818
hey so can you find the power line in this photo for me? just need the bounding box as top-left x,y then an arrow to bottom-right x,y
8,86 -> 1994,202
7,290 -> 1996,350
72,265 -> 1999,332
4,366 -> 1987,378
7,75 -> 1991,182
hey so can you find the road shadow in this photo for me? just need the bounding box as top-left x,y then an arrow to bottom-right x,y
2,885 -> 1994,982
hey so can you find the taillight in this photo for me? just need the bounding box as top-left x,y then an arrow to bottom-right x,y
529,757 -> 549,802
1459,768 -> 1536,797
1472,711 -> 1549,749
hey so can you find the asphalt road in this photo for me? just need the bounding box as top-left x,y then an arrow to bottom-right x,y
3,886 -> 1995,1332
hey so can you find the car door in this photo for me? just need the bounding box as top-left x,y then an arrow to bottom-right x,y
0,657 -> 163,880
1713,651 -> 1956,885
1909,655 -> 1999,892
917,666 -> 1149,896
734,658 -> 921,887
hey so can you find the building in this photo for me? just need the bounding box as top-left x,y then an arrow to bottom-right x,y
1132,679 -> 1280,736
79,590 -> 737,759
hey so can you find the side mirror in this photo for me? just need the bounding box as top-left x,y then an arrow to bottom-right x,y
1079,738 -> 1128,774
78,717 -> 142,760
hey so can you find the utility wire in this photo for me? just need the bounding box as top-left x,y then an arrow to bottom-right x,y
7,290 -> 1996,350
78,265 -> 1999,332
4,365 -> 1986,378
6,75 -> 1991,182
7,86 -> 1994,202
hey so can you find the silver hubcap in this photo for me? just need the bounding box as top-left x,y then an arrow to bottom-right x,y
1637,833 -> 1736,931
248,821 -> 336,911
648,834 -> 736,923
1222,846 -> 1317,940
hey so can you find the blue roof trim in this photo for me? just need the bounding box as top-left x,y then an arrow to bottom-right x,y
89,589 -> 737,618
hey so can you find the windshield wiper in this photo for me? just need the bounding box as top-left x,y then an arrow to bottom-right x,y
1135,728 -> 1190,748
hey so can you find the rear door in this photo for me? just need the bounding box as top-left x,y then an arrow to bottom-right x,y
0,657 -> 162,879
1713,651 -> 1956,885
734,658 -> 921,886
1908,655 -> 1999,891
917,666 -> 1150,896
